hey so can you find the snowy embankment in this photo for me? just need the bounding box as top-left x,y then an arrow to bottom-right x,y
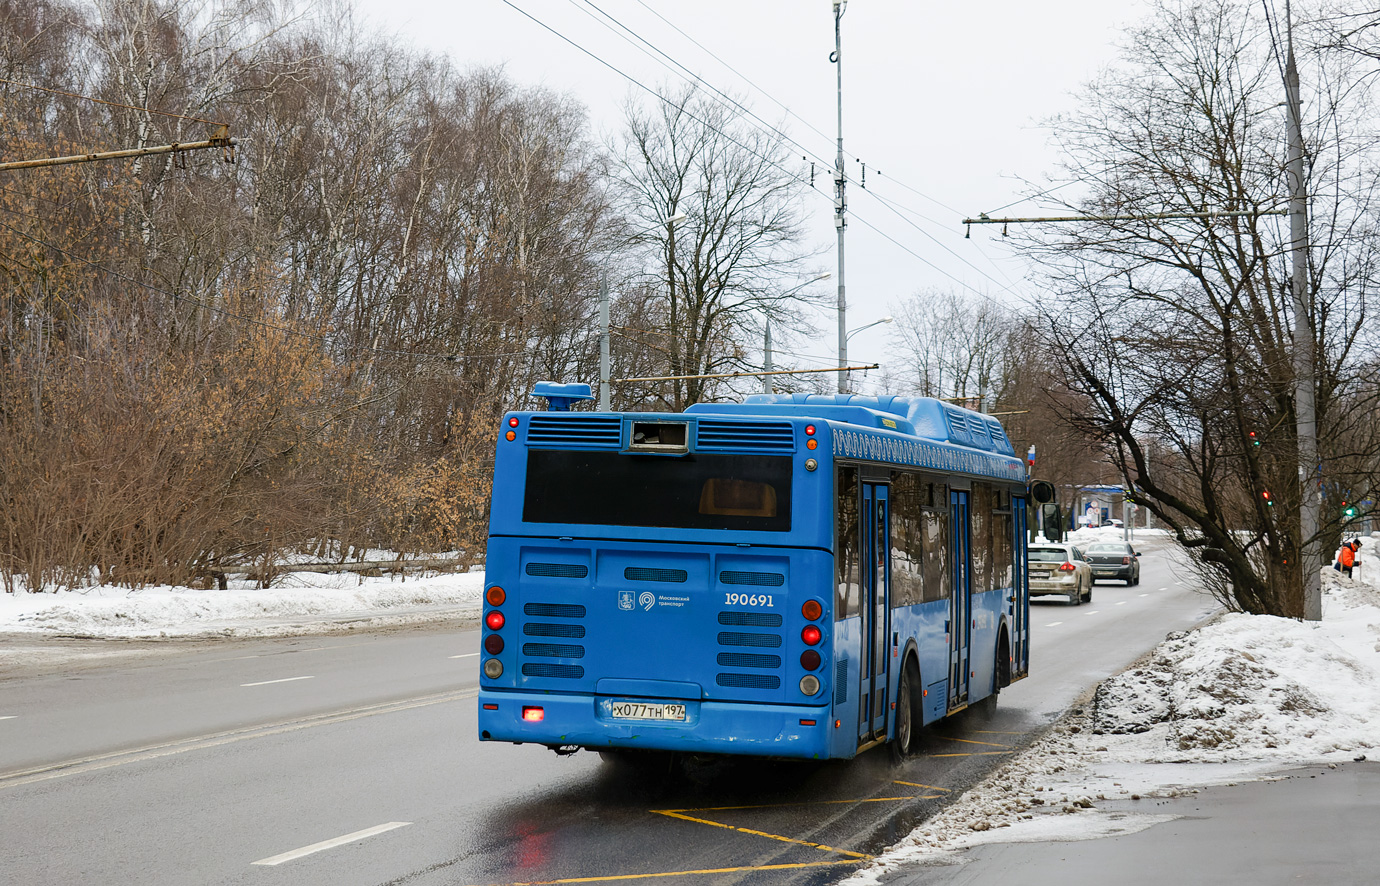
842,534 -> 1380,883
0,569 -> 486,639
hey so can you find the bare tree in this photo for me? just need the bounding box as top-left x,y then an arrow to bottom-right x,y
609,83 -> 821,409
1014,0 -> 1380,615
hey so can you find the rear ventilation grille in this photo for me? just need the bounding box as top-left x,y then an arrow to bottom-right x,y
524,623 -> 586,638
696,420 -> 795,453
523,642 -> 585,659
718,612 -> 783,627
717,631 -> 782,648
624,567 -> 687,583
523,602 -> 586,618
525,563 -> 589,578
527,416 -> 621,448
716,673 -> 781,690
835,660 -> 849,704
720,570 -> 784,587
717,652 -> 781,669
522,663 -> 584,679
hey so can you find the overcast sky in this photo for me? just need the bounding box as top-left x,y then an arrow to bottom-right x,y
347,0 -> 1148,379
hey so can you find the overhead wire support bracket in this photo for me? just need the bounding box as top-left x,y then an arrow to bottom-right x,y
962,208 -> 1287,227
615,364 -> 879,384
0,133 -> 237,172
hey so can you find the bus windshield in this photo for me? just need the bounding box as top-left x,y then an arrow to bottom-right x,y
522,450 -> 792,532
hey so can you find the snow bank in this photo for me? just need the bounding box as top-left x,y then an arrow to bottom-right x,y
841,544 -> 1380,882
0,570 -> 485,639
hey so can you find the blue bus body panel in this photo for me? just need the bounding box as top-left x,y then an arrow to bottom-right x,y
478,536 -> 837,759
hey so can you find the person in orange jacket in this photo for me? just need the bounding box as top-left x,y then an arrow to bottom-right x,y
1340,540 -> 1357,578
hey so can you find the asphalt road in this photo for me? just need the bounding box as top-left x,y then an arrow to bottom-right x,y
0,533 -> 1219,885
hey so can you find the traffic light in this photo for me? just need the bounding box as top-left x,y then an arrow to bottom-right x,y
1343,501 -> 1357,518
1262,489 -> 1274,507
1248,431 -> 1260,447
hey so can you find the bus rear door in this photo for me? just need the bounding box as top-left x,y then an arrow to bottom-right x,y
949,489 -> 971,710
859,482 -> 891,744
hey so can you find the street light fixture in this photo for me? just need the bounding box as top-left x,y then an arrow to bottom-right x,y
600,212 -> 687,410
841,316 -> 892,393
763,272 -> 832,393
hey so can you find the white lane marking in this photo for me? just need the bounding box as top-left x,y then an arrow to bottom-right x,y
241,676 -> 315,687
1116,601 -> 1127,605
1140,594 -> 1150,597
448,653 -> 479,659
252,822 -> 411,866
0,689 -> 477,789
1084,610 -> 1101,616
1045,622 -> 1063,627
0,716 -> 16,721
1158,587 -> 1169,591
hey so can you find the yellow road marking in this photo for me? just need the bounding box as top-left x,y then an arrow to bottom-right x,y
935,735 -> 1012,749
465,859 -> 862,886
660,796 -> 920,813
928,751 -> 1013,757
893,781 -> 951,792
970,730 -> 1025,735
651,810 -> 871,859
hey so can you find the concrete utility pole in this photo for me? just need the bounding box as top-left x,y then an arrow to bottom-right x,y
1286,30 -> 1321,621
598,274 -> 611,411
832,0 -> 849,394
763,320 -> 773,394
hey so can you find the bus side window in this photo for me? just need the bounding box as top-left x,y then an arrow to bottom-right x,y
971,484 -> 992,593
890,471 -> 925,607
836,466 -> 862,620
922,493 -> 950,602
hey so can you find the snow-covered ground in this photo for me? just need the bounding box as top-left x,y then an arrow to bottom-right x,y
4,531 -> 1378,879
841,531 -> 1380,883
0,568 -> 486,640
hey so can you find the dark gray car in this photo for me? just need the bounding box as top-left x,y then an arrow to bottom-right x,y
1084,541 -> 1141,585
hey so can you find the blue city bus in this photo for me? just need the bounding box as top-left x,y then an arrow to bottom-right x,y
478,384 -> 1030,761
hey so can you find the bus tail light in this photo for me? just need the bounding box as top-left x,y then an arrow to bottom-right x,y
486,611 -> 506,630
800,649 -> 821,670
483,659 -> 504,678
801,625 -> 822,645
799,675 -> 821,696
522,706 -> 545,722
486,586 -> 506,606
801,599 -> 822,621
484,634 -> 504,655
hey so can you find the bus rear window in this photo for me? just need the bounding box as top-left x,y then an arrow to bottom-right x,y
523,450 -> 792,531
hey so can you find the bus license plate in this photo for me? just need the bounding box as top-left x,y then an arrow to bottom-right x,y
610,702 -> 686,721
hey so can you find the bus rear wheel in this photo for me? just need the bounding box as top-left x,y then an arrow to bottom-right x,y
890,659 -> 921,763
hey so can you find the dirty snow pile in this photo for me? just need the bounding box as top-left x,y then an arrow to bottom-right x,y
0,569 -> 486,639
844,537 -> 1380,882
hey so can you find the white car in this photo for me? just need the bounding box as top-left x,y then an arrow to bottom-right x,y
1028,544 -> 1093,605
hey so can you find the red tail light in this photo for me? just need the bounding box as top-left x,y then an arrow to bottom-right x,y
486,611 -> 505,630
1122,556 -> 1132,565
802,625 -> 822,645
1058,562 -> 1076,572
522,706 -> 544,722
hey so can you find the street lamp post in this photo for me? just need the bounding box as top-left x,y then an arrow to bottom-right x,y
600,212 -> 686,411
842,316 -> 892,393
763,272 -> 832,393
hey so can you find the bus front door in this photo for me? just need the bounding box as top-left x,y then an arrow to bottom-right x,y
859,483 -> 892,744
949,489 -> 971,710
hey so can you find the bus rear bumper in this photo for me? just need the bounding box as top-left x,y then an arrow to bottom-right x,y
478,690 -> 834,759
